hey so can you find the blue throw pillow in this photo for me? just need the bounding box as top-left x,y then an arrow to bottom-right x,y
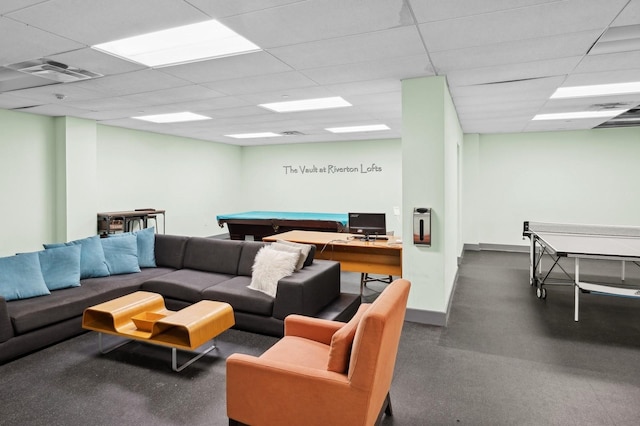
44,235 -> 110,279
101,234 -> 141,275
0,253 -> 50,301
110,227 -> 156,268
37,245 -> 81,290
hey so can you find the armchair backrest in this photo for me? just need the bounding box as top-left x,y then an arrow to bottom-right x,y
347,279 -> 410,421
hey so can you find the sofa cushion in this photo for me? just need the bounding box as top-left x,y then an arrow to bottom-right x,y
0,253 -> 50,301
37,245 -> 81,290
327,303 -> 370,373
141,269 -> 235,303
248,246 -> 298,298
8,285 -> 106,334
101,234 -> 141,275
237,241 -> 266,276
202,276 -> 274,316
182,237 -> 244,274
44,235 -> 110,279
154,234 -> 189,269
109,227 -> 156,267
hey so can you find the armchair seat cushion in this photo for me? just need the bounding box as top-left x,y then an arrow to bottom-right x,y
260,336 -> 329,370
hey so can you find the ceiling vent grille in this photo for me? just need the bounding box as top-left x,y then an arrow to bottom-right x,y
280,130 -> 305,136
16,60 -> 102,83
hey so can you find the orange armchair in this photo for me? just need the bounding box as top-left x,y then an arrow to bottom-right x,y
226,279 -> 411,426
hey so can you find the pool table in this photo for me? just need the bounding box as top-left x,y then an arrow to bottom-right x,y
216,211 -> 348,241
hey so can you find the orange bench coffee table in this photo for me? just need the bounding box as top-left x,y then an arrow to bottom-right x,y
82,291 -> 234,371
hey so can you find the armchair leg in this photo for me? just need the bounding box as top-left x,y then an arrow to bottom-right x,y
229,419 -> 248,426
375,392 -> 393,425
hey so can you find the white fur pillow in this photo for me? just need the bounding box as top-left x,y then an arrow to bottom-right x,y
248,246 -> 298,297
270,242 -> 303,271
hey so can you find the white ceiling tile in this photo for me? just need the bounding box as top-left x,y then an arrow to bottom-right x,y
301,54 -> 434,85
184,0 -> 307,18
0,93 -> 43,109
237,86 -> 336,105
419,0 -> 629,52
219,0 -> 412,49
47,48 -> 145,76
446,57 -> 582,87
6,0 -> 209,45
159,51 -> 292,84
72,69 -> 191,96
0,1 -> 48,14
324,79 -> 401,96
562,69 -> 640,86
121,85 -> 225,106
409,0 -> 563,23
203,71 -> 317,96
430,30 -> 601,72
450,76 -> 566,99
268,26 -> 426,70
0,17 -> 84,66
612,0 -> 640,26
7,83 -> 106,104
524,117 -> 611,131
573,50 -> 640,74
539,94 -> 640,112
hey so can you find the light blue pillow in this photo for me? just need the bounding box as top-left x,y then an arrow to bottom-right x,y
101,234 -> 141,275
44,235 -> 110,279
37,245 -> 81,290
0,253 -> 50,301
111,227 -> 156,268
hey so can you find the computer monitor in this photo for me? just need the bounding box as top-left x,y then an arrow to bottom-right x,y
348,212 -> 386,240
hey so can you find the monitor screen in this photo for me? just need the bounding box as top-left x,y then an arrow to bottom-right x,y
348,212 -> 386,237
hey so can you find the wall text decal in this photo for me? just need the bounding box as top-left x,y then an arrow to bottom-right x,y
283,163 -> 383,175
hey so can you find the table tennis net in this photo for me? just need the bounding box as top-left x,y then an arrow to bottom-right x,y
525,221 -> 640,238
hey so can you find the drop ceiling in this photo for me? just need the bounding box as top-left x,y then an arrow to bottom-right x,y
0,0 -> 638,146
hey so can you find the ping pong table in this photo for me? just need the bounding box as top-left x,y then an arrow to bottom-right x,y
523,221 -> 640,321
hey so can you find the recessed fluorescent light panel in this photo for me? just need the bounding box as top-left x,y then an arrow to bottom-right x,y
93,20 -> 260,67
551,82 -> 640,99
133,112 -> 211,123
259,97 -> 352,113
225,132 -> 281,139
532,110 -> 628,120
326,124 -> 390,133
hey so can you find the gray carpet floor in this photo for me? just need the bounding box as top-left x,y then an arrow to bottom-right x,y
2,251 -> 640,425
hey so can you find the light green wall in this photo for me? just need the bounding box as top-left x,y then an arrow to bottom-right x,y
96,125 -> 243,237
54,117 -> 98,242
402,76 -> 461,316
0,110 -> 56,256
462,126 -> 640,247
240,138 -> 403,235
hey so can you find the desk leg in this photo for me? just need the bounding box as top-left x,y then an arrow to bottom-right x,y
574,258 -> 580,322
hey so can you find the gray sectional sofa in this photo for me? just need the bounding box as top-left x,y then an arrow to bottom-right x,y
0,234 -> 360,364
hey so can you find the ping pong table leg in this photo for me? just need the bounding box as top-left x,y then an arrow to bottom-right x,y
574,258 -> 580,321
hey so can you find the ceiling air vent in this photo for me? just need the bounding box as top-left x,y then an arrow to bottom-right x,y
16,60 -> 102,83
280,130 -> 305,136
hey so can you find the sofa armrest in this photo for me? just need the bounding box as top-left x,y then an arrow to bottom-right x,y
285,315 -> 344,345
272,260 -> 341,320
0,297 -> 14,343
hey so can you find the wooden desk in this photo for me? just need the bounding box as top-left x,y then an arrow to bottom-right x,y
264,230 -> 402,293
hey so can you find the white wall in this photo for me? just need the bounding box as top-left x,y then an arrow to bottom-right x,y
0,110 -> 56,256
240,138 -> 403,235
463,127 -> 640,247
96,125 -> 243,237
